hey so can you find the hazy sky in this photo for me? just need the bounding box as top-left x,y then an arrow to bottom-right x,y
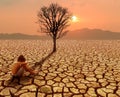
0,0 -> 120,35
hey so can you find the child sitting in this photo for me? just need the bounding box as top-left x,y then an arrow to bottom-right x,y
11,55 -> 37,79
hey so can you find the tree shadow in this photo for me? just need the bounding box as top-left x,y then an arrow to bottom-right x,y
33,51 -> 55,70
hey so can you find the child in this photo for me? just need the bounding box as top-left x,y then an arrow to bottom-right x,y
12,55 -> 37,77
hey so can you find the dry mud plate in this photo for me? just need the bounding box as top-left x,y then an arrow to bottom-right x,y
0,40 -> 120,97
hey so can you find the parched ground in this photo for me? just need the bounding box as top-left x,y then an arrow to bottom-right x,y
0,40 -> 120,97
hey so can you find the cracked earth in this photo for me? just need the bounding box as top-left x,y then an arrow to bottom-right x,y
0,40 -> 120,97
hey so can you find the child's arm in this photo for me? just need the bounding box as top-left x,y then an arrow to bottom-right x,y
22,63 -> 37,75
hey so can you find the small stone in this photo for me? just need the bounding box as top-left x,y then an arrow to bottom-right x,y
40,85 -> 52,93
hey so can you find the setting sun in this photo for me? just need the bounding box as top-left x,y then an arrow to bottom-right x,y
71,16 -> 79,22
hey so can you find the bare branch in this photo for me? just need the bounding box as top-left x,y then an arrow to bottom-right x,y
57,30 -> 68,39
37,3 -> 71,39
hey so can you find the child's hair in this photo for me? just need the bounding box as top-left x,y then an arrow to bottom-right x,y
17,55 -> 26,62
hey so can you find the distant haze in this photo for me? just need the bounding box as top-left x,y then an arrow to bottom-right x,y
65,28 -> 120,40
1,28 -> 120,40
0,33 -> 49,40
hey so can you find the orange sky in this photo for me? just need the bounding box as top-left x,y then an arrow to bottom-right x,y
0,0 -> 120,35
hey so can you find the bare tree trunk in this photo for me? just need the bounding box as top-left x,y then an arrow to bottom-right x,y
53,37 -> 56,52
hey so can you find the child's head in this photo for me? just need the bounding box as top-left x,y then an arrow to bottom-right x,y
17,55 -> 26,62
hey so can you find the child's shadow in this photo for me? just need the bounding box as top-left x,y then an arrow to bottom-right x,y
4,76 -> 34,97
6,75 -> 34,86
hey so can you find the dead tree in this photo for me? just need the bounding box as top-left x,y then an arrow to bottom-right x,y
37,3 -> 71,52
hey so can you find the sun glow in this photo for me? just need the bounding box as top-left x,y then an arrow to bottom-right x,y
71,16 -> 79,22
